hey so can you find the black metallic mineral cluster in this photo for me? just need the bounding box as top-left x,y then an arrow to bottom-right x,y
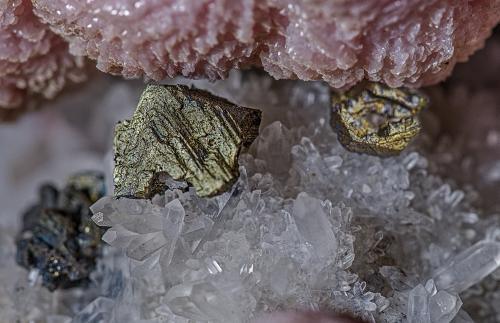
16,171 -> 106,291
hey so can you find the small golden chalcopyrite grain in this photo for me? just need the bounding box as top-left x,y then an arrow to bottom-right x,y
331,82 -> 428,156
114,84 -> 261,199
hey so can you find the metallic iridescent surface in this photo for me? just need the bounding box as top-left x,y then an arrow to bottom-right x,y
331,83 -> 428,156
16,171 -> 105,291
113,84 -> 261,199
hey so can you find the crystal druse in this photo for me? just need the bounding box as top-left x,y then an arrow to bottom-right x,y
3,0 -> 500,117
0,0 -> 86,119
79,72 -> 500,323
16,172 -> 106,291
113,84 -> 261,198
3,40 -> 500,320
31,0 -> 500,89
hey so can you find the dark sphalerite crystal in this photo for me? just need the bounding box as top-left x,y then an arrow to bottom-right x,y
16,171 -> 106,291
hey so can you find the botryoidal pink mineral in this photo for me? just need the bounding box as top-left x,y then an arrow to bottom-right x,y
1,0 -> 500,114
0,0 -> 85,118
32,0 -> 500,88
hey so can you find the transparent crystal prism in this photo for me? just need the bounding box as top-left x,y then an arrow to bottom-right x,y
181,215 -> 214,253
407,284 -> 431,323
72,297 -> 114,323
291,192 -> 337,259
161,199 -> 185,266
433,240 -> 500,292
166,282 -> 241,322
430,290 -> 462,323
126,231 -> 168,261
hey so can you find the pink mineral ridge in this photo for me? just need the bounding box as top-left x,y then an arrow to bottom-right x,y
0,0 -> 85,119
32,0 -> 500,89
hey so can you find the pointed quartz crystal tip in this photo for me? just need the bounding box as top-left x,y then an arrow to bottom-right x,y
113,84 -> 262,199
331,82 -> 428,157
433,240 -> 500,293
407,280 -> 462,323
407,284 -> 431,323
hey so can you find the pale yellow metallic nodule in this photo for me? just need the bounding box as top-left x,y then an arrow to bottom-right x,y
114,84 -> 261,198
331,82 -> 428,156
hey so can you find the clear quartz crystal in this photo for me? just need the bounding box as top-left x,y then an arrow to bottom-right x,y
430,290 -> 462,323
407,280 -> 463,323
181,215 -> 214,253
291,193 -> 338,259
433,240 -> 500,293
407,284 -> 431,323
166,282 -> 241,322
9,71 -> 499,322
86,73 -> 500,322
126,231 -> 168,261
72,297 -> 115,323
160,199 -> 186,266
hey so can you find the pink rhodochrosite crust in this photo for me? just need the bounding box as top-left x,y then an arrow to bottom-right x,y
32,0 -> 500,88
0,0 -> 85,118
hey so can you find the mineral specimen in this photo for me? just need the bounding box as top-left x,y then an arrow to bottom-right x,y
83,73 -> 500,323
406,279 -> 462,323
254,312 -> 363,323
0,0 -> 85,119
331,82 -> 427,156
406,241 -> 500,323
113,84 -> 261,198
31,0 -> 500,89
432,240 -> 500,293
3,56 -> 500,322
16,171 -> 105,291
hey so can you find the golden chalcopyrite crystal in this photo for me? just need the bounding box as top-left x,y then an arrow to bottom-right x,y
114,84 -> 261,199
331,82 -> 428,156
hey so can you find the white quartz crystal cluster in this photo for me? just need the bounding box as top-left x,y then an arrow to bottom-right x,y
79,74 -> 500,323
2,64 -> 500,322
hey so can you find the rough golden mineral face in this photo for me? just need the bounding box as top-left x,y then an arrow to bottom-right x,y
114,84 -> 262,199
331,82 -> 428,156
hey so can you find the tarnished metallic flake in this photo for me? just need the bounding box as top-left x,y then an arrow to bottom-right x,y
113,84 -> 262,199
331,82 -> 428,156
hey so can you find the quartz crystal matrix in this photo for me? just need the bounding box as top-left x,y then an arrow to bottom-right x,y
16,171 -> 106,291
31,0 -> 500,89
4,50 -> 500,320
114,84 -> 261,198
81,72 -> 500,323
331,83 -> 427,156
